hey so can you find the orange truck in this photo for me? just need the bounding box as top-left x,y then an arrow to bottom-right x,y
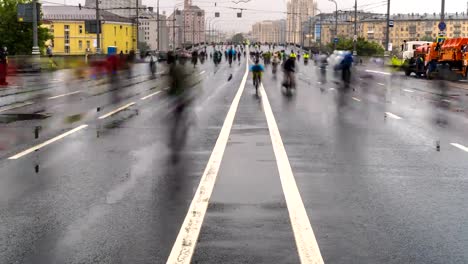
437,37 -> 468,78
404,37 -> 468,79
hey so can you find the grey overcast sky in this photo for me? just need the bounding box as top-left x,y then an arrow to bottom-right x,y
42,0 -> 468,32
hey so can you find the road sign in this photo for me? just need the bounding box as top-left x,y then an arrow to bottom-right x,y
353,35 -> 358,41
388,43 -> 393,51
17,3 -> 41,23
389,20 -> 394,27
334,37 -> 339,43
438,31 -> 447,36
438,21 -> 446,31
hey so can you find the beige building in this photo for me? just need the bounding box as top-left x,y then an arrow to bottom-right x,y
316,12 -> 468,50
286,0 -> 316,44
252,20 -> 286,43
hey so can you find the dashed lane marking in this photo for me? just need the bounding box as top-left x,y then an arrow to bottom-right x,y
329,88 -> 336,91
8,124 -> 88,160
377,83 -> 385,86
451,143 -> 468,152
365,69 -> 391,76
385,112 -> 402,120
166,58 -> 250,264
403,89 -> 415,93
140,91 -> 161,100
200,70 -> 206,75
98,102 -> 136,119
259,83 -> 324,264
352,97 -> 361,102
0,101 -> 34,113
47,91 -> 81,100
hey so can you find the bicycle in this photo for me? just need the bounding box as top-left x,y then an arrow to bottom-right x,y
253,72 -> 261,96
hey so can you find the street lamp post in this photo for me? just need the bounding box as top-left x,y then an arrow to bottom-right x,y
31,0 -> 40,55
329,0 -> 338,50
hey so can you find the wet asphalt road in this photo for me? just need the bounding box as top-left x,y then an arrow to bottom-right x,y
1,49 -> 468,264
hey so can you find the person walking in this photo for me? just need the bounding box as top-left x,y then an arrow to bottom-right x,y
0,47 -> 8,86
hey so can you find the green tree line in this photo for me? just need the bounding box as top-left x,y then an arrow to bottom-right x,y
0,0 -> 52,55
327,37 -> 385,56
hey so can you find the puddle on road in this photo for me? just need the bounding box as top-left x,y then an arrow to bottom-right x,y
0,113 -> 50,123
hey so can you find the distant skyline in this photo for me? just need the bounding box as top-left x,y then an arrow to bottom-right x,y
45,0 -> 468,32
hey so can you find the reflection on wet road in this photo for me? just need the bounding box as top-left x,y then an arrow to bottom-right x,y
1,46 -> 468,264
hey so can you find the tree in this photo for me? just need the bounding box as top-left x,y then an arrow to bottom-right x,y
231,33 -> 245,43
0,0 -> 52,55
327,37 -> 385,56
420,35 -> 434,42
138,41 -> 151,54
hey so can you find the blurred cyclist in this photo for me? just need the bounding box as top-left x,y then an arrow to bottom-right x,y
250,58 -> 265,95
282,53 -> 296,90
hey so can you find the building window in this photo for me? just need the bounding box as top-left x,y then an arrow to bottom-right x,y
65,45 -> 70,54
64,25 -> 69,30
79,25 -> 83,34
114,26 -> 117,36
50,25 -> 54,34
126,27 -> 128,36
126,42 -> 128,51
79,40 -> 82,50
86,40 -> 90,49
114,41 -> 117,46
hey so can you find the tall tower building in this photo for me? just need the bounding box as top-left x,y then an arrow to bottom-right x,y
286,0 -> 316,44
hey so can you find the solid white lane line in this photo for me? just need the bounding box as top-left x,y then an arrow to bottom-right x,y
199,70 -> 206,75
47,91 -> 81,99
451,143 -> 468,152
166,60 -> 249,264
403,89 -> 415,93
98,102 -> 136,119
259,83 -> 324,264
352,97 -> 361,102
140,91 -> 161,100
377,82 -> 385,86
0,101 -> 34,113
365,69 -> 391,75
385,112 -> 402,120
8,124 -> 88,160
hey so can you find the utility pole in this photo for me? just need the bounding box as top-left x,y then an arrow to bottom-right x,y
95,0 -> 101,54
385,0 -> 390,52
157,0 -> 160,51
136,0 -> 140,53
172,12 -> 176,51
353,0 -> 357,55
31,0 -> 40,55
441,0 -> 445,22
329,0 -> 338,50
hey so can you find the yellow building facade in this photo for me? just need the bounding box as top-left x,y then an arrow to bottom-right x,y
42,6 -> 136,55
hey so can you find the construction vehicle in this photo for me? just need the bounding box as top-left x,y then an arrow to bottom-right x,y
437,37 -> 468,78
402,41 -> 432,60
403,42 -> 439,78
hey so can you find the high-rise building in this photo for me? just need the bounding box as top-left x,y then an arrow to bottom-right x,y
286,0 -> 316,44
168,1 -> 205,48
252,20 -> 286,44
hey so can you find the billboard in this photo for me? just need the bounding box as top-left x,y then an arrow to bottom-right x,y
17,3 -> 41,23
314,23 -> 321,42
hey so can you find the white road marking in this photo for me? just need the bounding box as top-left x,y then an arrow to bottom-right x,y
365,69 -> 391,75
451,143 -> 468,152
259,83 -> 324,264
329,88 -> 336,91
47,91 -> 81,100
385,112 -> 402,120
199,70 -> 206,75
166,59 -> 249,264
442,99 -> 451,103
98,102 -> 136,119
0,101 -> 34,113
403,89 -> 415,93
317,81 -> 322,84
352,97 -> 361,102
140,91 -> 161,100
377,83 -> 385,86
8,124 -> 88,160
